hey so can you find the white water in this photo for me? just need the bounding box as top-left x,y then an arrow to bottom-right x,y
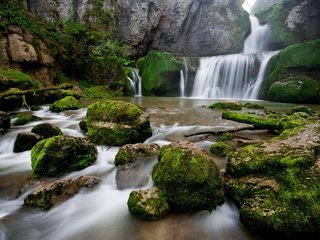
0,104 -> 258,240
180,57 -> 188,97
128,68 -> 142,97
191,9 -> 275,99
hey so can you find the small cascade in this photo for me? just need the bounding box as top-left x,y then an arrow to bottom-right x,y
190,2 -> 275,100
128,68 -> 142,97
179,57 -> 188,97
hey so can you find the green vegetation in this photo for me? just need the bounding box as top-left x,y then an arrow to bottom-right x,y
152,142 -> 224,211
243,103 -> 265,109
49,96 -> 83,113
86,100 -> 152,146
31,136 -> 97,177
209,102 -> 242,110
138,51 -> 183,96
14,113 -> 41,126
210,142 -> 233,156
0,68 -> 43,92
262,40 -> 320,103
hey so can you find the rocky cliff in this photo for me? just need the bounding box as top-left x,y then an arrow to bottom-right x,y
257,0 -> 320,48
25,0 -> 250,57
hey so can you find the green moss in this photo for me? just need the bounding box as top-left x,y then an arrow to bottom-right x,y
210,142 -> 233,157
289,106 -> 314,115
31,136 -> 97,177
209,102 -> 242,110
49,96 -> 83,113
138,51 -> 183,96
243,103 -> 265,109
216,132 -> 234,142
14,113 -> 41,126
152,142 -> 224,211
0,68 -> 43,92
31,123 -> 63,139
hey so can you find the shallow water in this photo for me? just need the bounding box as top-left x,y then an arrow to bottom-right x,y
0,97 -> 303,240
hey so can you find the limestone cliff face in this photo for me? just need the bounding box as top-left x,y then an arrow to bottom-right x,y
25,0 -> 250,57
257,0 -> 320,48
0,26 -> 54,84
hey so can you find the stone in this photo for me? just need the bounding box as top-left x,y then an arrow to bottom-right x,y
86,100 -> 152,146
127,186 -> 170,220
24,176 -> 101,210
13,132 -> 42,153
115,143 -> 160,166
0,111 -> 10,130
79,120 -> 87,132
49,96 -> 83,113
152,141 -> 225,211
8,33 -> 38,63
13,113 -> 41,126
31,123 -> 63,139
115,163 -> 149,190
31,135 -> 97,177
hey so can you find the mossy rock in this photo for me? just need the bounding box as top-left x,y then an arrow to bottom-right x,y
289,106 -> 314,115
79,120 -> 87,132
0,68 -> 43,92
137,51 -> 183,96
216,132 -> 234,142
152,141 -> 224,211
225,124 -> 320,237
13,132 -> 42,153
0,111 -> 10,130
86,100 -> 152,146
31,123 -> 63,139
127,186 -> 170,220
14,113 -> 41,126
243,103 -> 265,109
267,76 -> 319,103
114,143 -> 160,166
210,142 -> 234,157
209,102 -> 242,110
31,136 -> 97,177
49,96 -> 83,113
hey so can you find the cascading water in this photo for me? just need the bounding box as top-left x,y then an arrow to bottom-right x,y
128,68 -> 142,97
191,4 -> 277,100
180,57 -> 188,98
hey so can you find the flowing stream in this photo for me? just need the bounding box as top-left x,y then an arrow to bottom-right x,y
0,98 -> 275,240
128,69 -> 142,97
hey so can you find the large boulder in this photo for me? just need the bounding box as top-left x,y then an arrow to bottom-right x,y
24,176 -> 101,210
31,136 -> 97,177
115,143 -> 160,166
13,112 -> 41,126
261,40 -> 320,103
49,96 -> 83,113
257,0 -> 320,48
152,141 -> 225,211
127,186 -> 170,220
13,132 -> 42,153
225,123 -> 320,238
0,111 -> 10,130
31,123 -> 63,139
86,100 -> 152,146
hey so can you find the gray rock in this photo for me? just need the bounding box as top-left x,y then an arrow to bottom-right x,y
13,132 -> 42,153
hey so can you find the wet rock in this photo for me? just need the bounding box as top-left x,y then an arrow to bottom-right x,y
0,111 -> 10,130
79,120 -> 87,132
152,141 -> 225,211
226,123 -> 320,238
24,176 -> 101,210
127,186 -> 170,220
86,100 -> 152,146
13,112 -> 41,126
209,102 -> 242,110
49,96 -> 83,113
115,143 -> 160,166
210,142 -> 234,157
13,132 -> 42,153
31,136 -> 97,177
31,123 -> 63,139
289,105 -> 314,115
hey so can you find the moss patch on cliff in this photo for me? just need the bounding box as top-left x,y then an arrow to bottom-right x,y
138,51 -> 183,96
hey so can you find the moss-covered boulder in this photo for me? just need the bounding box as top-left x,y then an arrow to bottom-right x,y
79,120 -> 87,132
210,142 -> 234,157
31,136 -> 97,177
0,68 -> 42,92
24,176 -> 101,210
225,124 -> 320,238
49,96 -> 83,113
115,143 -> 160,166
13,132 -> 42,153
267,76 -> 319,103
127,186 -> 170,220
243,103 -> 265,110
209,102 -> 242,110
31,123 -> 63,139
86,100 -> 152,146
13,113 -> 41,126
152,141 -> 224,211
261,40 -> 320,103
289,106 -> 314,115
138,51 -> 183,96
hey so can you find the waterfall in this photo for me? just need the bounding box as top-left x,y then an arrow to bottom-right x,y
190,10 -> 275,100
128,68 -> 142,97
180,57 -> 188,97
